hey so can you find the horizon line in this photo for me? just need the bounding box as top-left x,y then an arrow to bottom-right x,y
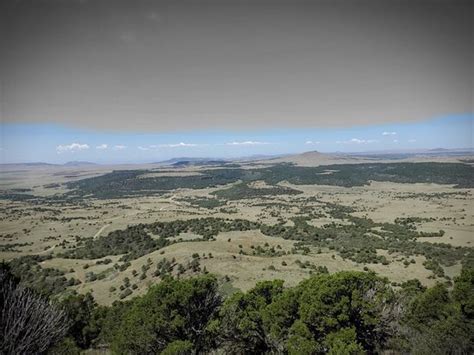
2,147 -> 473,166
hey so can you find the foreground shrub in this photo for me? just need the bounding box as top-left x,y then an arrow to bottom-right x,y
0,264 -> 70,354
110,275 -> 221,354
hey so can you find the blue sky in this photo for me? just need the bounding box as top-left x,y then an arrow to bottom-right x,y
1,114 -> 472,164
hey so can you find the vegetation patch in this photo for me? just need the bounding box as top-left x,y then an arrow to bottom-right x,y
6,255 -> 80,296
5,265 -> 472,354
261,212 -> 473,272
58,162 -> 474,200
212,182 -> 302,200
62,218 -> 261,261
178,196 -> 227,209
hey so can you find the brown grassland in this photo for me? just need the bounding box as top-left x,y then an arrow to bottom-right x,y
1,155 -> 472,304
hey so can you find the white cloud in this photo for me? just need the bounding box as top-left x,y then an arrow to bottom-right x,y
138,145 -> 159,151
96,144 -> 108,150
382,131 -> 397,136
349,138 -> 377,144
336,138 -> 378,144
408,139 -> 417,143
305,140 -> 320,145
56,143 -> 89,153
225,141 -> 270,146
159,142 -> 199,148
113,145 -> 127,150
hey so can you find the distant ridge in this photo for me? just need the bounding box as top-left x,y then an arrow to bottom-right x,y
429,147 -> 450,151
2,148 -> 471,168
260,150 -> 358,167
155,157 -> 215,164
171,160 -> 229,167
256,148 -> 474,166
156,157 -> 233,167
63,161 -> 98,167
0,161 -> 99,169
346,147 -> 473,155
0,162 -> 56,167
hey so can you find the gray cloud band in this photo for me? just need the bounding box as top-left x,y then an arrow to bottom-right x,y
1,0 -> 471,132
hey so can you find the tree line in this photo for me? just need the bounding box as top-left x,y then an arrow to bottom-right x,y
1,262 -> 473,354
59,162 -> 473,200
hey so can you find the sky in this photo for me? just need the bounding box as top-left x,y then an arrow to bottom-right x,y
0,0 -> 472,163
1,114 -> 472,164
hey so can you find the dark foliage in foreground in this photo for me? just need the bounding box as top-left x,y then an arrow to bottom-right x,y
0,264 -> 70,354
6,255 -> 79,297
13,267 -> 469,354
110,275 -> 222,354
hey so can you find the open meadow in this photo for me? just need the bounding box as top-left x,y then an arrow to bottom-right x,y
1,153 -> 473,305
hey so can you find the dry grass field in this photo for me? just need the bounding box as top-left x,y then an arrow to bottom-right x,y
1,156 -> 472,305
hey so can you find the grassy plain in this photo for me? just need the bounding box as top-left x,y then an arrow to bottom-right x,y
1,156 -> 472,304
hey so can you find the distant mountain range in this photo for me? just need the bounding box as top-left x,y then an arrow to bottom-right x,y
1,161 -> 98,168
253,148 -> 474,167
63,161 -> 98,167
153,157 -> 224,165
345,147 -> 473,155
171,160 -> 229,167
2,148 -> 472,169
